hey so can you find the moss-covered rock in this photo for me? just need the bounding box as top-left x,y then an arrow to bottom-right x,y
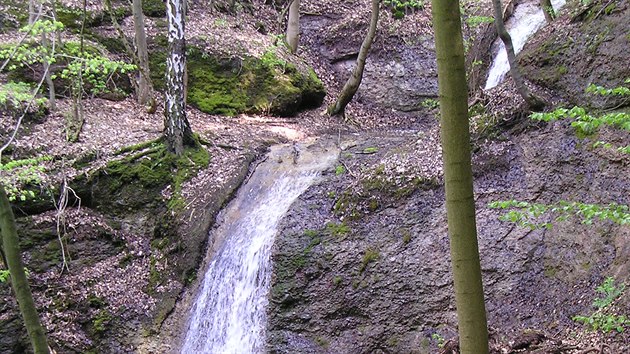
142,0 -> 167,17
148,42 -> 326,116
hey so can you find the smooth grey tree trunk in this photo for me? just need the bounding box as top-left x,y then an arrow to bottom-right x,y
327,0 -> 380,117
286,0 -> 300,53
132,0 -> 155,110
165,0 -> 195,155
0,186 -> 50,354
431,0 -> 489,352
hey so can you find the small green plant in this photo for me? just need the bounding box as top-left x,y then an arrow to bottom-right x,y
421,98 -> 439,110
383,0 -> 425,19
431,333 -> 446,348
326,222 -> 350,237
333,275 -> 342,286
260,46 -> 286,70
489,200 -> 630,229
359,248 -> 380,273
0,156 -> 51,202
0,269 -> 9,283
573,277 -> 629,333
0,82 -> 47,109
335,165 -> 346,175
362,147 -> 379,154
465,15 -> 494,27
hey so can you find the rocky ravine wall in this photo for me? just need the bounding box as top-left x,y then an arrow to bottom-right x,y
267,122 -> 629,353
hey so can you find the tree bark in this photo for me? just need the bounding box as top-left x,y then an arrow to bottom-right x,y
540,0 -> 555,22
327,0 -> 380,117
0,186 -> 50,354
431,0 -> 489,353
286,0 -> 300,53
165,0 -> 195,155
492,0 -> 545,110
132,0 -> 156,110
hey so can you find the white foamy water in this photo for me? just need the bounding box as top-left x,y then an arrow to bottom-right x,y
485,0 -> 567,89
181,141 -> 338,354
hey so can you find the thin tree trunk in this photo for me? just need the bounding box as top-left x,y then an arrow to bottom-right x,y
132,0 -> 156,110
431,0 -> 489,353
540,0 -> 555,22
0,186 -> 50,354
41,32 -> 56,111
492,0 -> 545,110
286,0 -> 300,53
327,0 -> 380,117
165,0 -> 195,155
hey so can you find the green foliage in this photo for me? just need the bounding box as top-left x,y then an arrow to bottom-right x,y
489,200 -> 630,229
431,333 -> 446,348
421,98 -> 439,110
530,107 -> 630,136
0,156 -> 51,202
142,0 -> 167,17
465,15 -> 494,27
0,269 -> 8,283
363,147 -> 379,154
586,84 -> 630,97
573,277 -> 629,333
0,81 -> 47,109
384,0 -> 425,19
335,165 -> 346,175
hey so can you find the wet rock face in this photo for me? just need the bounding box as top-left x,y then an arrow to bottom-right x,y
519,1 -> 630,109
302,15 -> 438,112
267,124 -> 629,353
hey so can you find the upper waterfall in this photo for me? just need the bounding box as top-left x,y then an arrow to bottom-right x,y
485,0 -> 567,90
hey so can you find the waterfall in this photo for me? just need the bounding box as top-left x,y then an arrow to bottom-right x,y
484,0 -> 567,90
181,140 -> 338,354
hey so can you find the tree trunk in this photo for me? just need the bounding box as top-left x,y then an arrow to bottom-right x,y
492,0 -> 545,110
327,0 -> 380,117
286,0 -> 300,53
430,0 -> 489,353
165,0 -> 195,155
540,0 -> 555,22
41,32 -> 56,111
132,0 -> 156,110
0,186 -> 50,354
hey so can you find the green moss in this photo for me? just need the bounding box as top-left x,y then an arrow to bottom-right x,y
91,309 -> 113,336
143,0 -> 167,17
149,44 -> 324,116
326,222 -> 350,237
359,248 -> 380,273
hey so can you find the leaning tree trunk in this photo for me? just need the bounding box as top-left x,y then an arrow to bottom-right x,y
0,186 -> 50,354
327,0 -> 380,117
132,0 -> 156,111
431,0 -> 489,353
286,0 -> 300,53
540,0 -> 555,22
165,0 -> 195,155
492,0 -> 545,110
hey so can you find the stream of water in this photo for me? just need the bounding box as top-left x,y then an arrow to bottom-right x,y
181,140 -> 338,354
485,0 -> 567,89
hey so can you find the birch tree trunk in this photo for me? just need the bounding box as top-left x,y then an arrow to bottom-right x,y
165,0 -> 195,155
132,0 -> 155,110
327,0 -> 380,117
431,0 -> 489,352
286,0 -> 300,53
0,186 -> 50,354
492,0 -> 545,110
540,0 -> 555,22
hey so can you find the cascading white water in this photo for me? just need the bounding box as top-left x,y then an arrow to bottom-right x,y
181,140 -> 338,354
484,0 -> 567,90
